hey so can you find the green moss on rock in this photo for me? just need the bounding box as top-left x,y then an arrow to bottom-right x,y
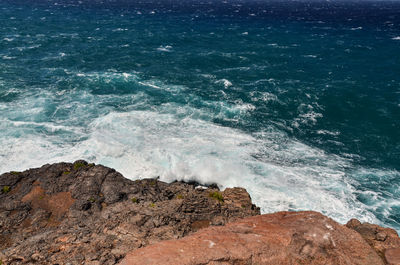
73,162 -> 86,170
209,191 -> 224,202
2,186 -> 10,193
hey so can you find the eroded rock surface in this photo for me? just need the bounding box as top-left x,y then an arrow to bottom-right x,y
0,161 -> 259,264
346,218 -> 400,265
120,211 -> 398,265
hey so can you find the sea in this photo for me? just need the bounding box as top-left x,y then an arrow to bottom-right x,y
0,0 -> 399,230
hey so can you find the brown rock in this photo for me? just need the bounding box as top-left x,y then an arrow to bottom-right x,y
222,187 -> 255,210
0,161 -> 259,264
21,185 -> 75,221
385,248 -> 400,265
346,218 -> 400,262
120,211 -> 385,265
2,161 -> 400,265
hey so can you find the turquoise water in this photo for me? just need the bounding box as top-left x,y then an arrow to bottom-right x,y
1,0 -> 399,229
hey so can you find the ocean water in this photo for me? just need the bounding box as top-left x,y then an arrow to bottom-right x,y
1,0 -> 399,229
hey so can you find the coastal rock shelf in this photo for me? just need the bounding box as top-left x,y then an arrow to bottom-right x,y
121,211 -> 400,265
1,161 -> 400,265
0,161 -> 259,264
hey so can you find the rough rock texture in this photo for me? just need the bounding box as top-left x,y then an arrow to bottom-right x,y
0,161 -> 260,264
3,161 -> 400,265
120,211 -> 400,265
346,219 -> 400,265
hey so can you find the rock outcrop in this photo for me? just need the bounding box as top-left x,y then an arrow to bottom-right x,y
346,218 -> 400,265
2,161 -> 400,265
120,211 -> 400,265
0,161 -> 259,264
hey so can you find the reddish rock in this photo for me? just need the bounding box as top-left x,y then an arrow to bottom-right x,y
346,218 -> 400,264
120,211 -> 385,265
385,248 -> 400,265
0,161 -> 259,264
2,161 -> 400,265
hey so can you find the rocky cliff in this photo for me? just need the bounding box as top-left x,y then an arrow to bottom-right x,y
0,161 -> 259,264
1,161 -> 400,265
120,211 -> 400,265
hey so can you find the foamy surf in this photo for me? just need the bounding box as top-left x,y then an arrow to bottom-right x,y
0,103 -> 388,227
1,0 -> 399,232
0,66 -> 397,229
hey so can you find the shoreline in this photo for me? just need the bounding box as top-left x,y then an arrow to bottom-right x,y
1,161 -> 399,264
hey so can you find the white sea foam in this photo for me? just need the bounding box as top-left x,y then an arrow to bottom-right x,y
216,79 -> 232,88
156,45 -> 172,52
392,36 -> 400,40
317,130 -> 340,136
1,119 -> 76,133
112,28 -> 128,32
250,91 -> 279,103
294,104 -> 323,126
2,56 -> 15,60
0,71 -> 393,228
74,71 -> 140,82
0,107 -> 380,226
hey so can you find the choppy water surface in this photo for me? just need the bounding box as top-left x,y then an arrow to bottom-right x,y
1,0 -> 399,229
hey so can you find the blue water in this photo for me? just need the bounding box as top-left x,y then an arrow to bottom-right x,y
1,0 -> 399,229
